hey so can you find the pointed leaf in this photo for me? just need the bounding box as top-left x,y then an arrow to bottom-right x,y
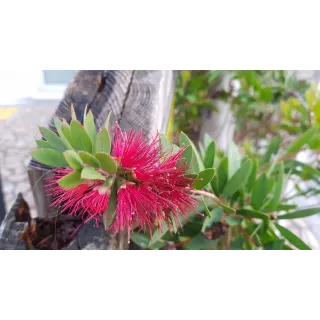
261,134 -> 281,165
203,133 -> 213,150
30,149 -> 68,167
201,196 -> 212,218
247,159 -> 257,192
58,171 -> 82,188
53,117 -> 62,132
95,129 -> 111,154
71,104 -> 77,120
193,168 -> 215,190
160,133 -> 172,153
57,123 -> 73,150
237,209 -> 269,232
84,110 -> 96,151
278,207 -> 320,220
180,132 -> 204,172
103,183 -> 117,230
228,141 -> 241,179
39,127 -> 67,152
211,157 -> 228,195
104,111 -> 112,130
216,201 -> 235,213
95,152 -> 117,173
204,140 -> 215,169
70,120 -> 93,153
251,173 -> 268,210
286,127 -> 317,154
78,151 -> 100,169
35,140 -> 55,149
81,167 -> 106,181
60,123 -> 73,147
63,150 -> 84,171
222,160 -> 252,198
268,162 -> 284,211
275,223 -> 311,250
181,145 -> 192,168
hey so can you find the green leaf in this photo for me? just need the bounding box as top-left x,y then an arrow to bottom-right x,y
57,171 -> 82,188
63,150 -> 84,171
201,196 -> 212,218
228,141 -> 241,179
60,123 -> 73,147
211,157 -> 228,195
160,133 -> 172,153
251,173 -> 267,210
35,140 -> 55,149
104,111 -> 112,131
203,133 -> 213,150
202,207 -> 223,232
222,160 -> 252,198
184,233 -> 219,250
247,160 -> 257,192
149,223 -> 168,246
216,201 -> 235,213
130,233 -> 150,249
30,148 -> 68,167
81,167 -> 106,181
70,120 -> 93,153
237,209 -> 269,232
261,134 -> 281,165
84,110 -> 96,151
268,162 -> 284,211
181,145 -> 192,168
185,173 -> 198,179
53,117 -> 62,132
71,104 -> 77,120
275,223 -> 311,250
180,132 -> 204,172
193,168 -> 215,190
286,127 -> 318,154
78,151 -> 101,169
225,216 -> 242,226
39,127 -> 67,152
95,129 -> 111,154
103,182 -> 117,230
278,207 -> 320,220
263,239 -> 285,250
277,203 -> 297,211
95,152 -> 117,173
204,141 -> 215,169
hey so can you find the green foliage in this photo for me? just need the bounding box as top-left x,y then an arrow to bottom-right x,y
30,108 -> 117,188
132,72 -> 319,250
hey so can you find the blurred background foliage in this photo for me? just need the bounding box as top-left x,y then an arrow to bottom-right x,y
131,70 -> 320,250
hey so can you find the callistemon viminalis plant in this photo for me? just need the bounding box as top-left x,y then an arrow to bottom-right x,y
31,105 -> 201,238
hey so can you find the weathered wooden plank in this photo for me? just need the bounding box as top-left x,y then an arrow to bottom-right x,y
26,70 -> 178,250
0,173 -> 6,224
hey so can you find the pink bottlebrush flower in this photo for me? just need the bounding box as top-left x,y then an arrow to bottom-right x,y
110,124 -> 198,235
46,124 -> 198,235
46,168 -> 110,223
